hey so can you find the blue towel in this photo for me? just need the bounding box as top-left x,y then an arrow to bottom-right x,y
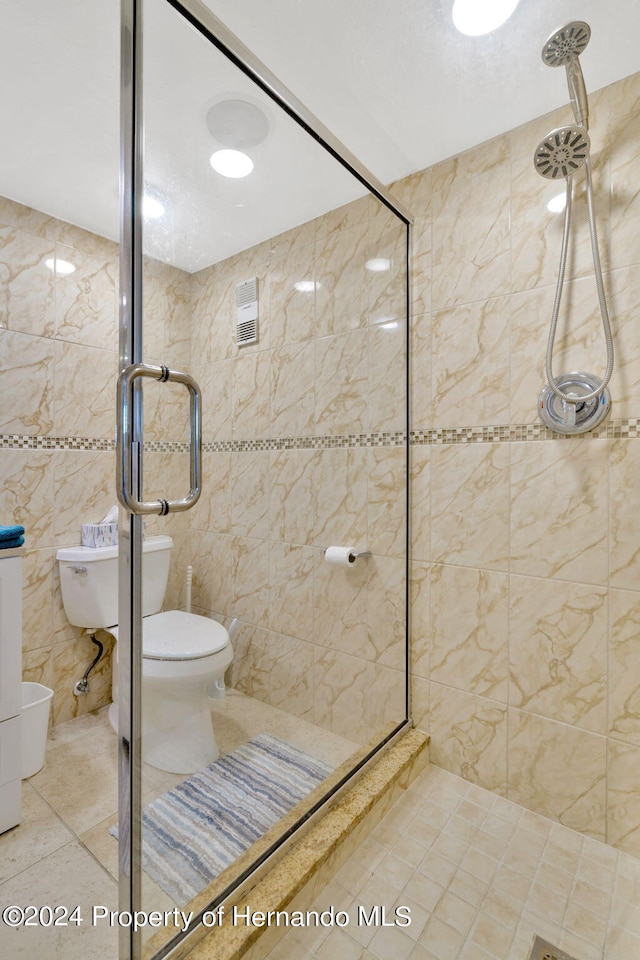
0,525 -> 25,541
0,535 -> 24,549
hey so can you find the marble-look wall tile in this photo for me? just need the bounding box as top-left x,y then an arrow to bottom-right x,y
314,329 -> 368,435
367,212 -> 407,325
368,321 -> 406,433
411,218 -> 432,318
270,242 -> 316,347
607,740 -> 640,857
507,710 -> 607,841
312,647 -> 368,744
232,537 -> 269,625
0,450 -> 54,547
367,556 -> 406,670
511,439 -> 609,584
55,240 -> 117,351
367,447 -> 406,558
611,440 -> 640,590
509,575 -> 608,733
609,588 -> 640,746
232,350 -> 271,439
366,662 -> 405,741
410,312 -> 431,431
412,676 -> 429,734
315,221 -> 369,337
0,196 -> 58,239
192,359 -> 232,443
22,548 -> 55,653
191,451 -> 232,535
190,262 -> 231,364
52,632 -> 114,725
270,340 -> 315,436
315,195 -> 369,242
313,447 -> 368,550
53,341 -> 116,438
410,446 -> 430,562
432,296 -> 510,427
608,265 -> 640,418
22,644 -> 55,697
227,622 -> 270,703
268,542 -> 314,642
431,143 -> 510,310
313,547 -> 369,658
268,633 -> 315,721
410,561 -> 430,681
0,226 -> 55,337
431,564 -> 508,701
269,449 -> 317,545
428,683 -> 508,795
53,451 -> 115,547
432,134 -> 509,194
230,451 -> 269,538
187,530 -> 234,619
430,443 -> 509,570
0,329 -> 54,434
609,71 -> 640,271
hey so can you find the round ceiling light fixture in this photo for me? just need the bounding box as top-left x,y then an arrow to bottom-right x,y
206,98 -> 270,150
452,0 -> 520,36
210,149 -> 254,178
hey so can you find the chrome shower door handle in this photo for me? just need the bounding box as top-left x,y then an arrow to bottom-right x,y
117,362 -> 202,515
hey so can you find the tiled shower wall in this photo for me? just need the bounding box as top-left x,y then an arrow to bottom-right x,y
400,70 -> 640,857
0,195 -> 191,723
181,196 -> 408,747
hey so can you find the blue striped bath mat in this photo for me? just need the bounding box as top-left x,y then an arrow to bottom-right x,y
111,734 -> 332,904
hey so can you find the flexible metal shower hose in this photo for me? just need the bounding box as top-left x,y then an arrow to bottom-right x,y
545,153 -> 614,406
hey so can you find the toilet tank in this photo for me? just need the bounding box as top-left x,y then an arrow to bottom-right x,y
56,535 -> 173,629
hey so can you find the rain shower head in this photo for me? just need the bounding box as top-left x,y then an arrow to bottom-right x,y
541,21 -> 591,66
534,125 -> 590,180
541,21 -> 591,128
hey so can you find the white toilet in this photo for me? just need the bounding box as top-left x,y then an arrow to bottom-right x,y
56,535 -> 233,775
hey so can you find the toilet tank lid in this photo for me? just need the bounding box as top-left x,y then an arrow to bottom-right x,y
56,534 -> 173,563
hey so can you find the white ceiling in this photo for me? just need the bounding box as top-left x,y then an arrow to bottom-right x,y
1,0 -> 639,271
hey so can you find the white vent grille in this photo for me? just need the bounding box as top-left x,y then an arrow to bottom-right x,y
235,278 -> 258,346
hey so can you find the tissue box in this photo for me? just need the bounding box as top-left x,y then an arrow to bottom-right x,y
81,522 -> 118,548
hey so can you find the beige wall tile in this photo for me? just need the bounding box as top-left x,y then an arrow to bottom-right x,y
507,710 -> 606,840
366,662 -> 405,741
232,350 -> 271,439
611,440 -> 640,589
511,439 -> 609,584
313,447 -> 368,550
410,446 -> 430,563
368,321 -> 406,433
432,154 -> 510,310
269,542 -> 314,642
411,675 -> 429,733
0,195 -> 57,239
609,588 -> 640,746
433,134 -> 509,195
431,564 -> 508,701
608,265 -> 640,418
312,647 -> 368,744
367,447 -> 407,558
191,451 -> 232,535
230,451 -> 270,538
431,443 -> 509,570
270,242 -> 316,347
52,450 -> 115,547
228,622 -> 270,702
367,556 -> 406,670
0,450 -> 54,548
22,548 -> 55,653
53,341 -> 116,439
270,340 -> 315,436
55,240 -> 117,352
367,213 -> 407,325
0,226 -> 55,337
313,545 -> 369,658
314,329 -> 368,434
509,575 -> 608,733
269,449 -> 317,545
0,329 -> 54,434
268,633 -> 315,721
187,530 -> 235,619
232,536 -> 269,625
610,73 -> 640,271
315,221 -> 369,337
190,262 -> 231,364
410,561 -> 430,682
608,740 -> 640,857
411,218 -> 432,318
192,359 -> 232,442
428,683 -> 508,795
432,296 -> 510,427
52,632 -> 114,725
410,312 -> 431,431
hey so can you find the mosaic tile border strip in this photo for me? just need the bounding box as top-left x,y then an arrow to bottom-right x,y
2,419 -> 640,452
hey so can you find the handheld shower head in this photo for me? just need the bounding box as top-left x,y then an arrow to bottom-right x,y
541,21 -> 591,129
534,126 -> 590,180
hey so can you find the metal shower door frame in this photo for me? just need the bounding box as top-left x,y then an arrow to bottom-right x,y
118,2 -> 413,959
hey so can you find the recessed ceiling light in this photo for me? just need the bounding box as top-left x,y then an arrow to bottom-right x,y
452,0 -> 520,36
210,149 -> 254,178
143,195 -> 164,219
45,257 -> 75,276
365,258 -> 391,273
547,191 -> 567,214
206,99 -> 270,150
294,280 -> 317,293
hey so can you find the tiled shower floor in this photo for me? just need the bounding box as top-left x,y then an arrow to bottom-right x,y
0,690 -> 356,960
263,766 -> 640,960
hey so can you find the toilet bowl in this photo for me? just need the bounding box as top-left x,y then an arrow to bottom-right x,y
56,536 -> 233,774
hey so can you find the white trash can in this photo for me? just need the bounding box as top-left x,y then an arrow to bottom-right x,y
21,682 -> 53,779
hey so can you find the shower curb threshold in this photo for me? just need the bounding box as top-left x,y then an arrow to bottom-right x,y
178,727 -> 429,960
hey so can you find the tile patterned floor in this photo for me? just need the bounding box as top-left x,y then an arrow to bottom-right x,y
263,766 -> 640,960
0,691 -> 356,959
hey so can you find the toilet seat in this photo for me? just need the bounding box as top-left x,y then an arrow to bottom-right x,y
142,610 -> 229,660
